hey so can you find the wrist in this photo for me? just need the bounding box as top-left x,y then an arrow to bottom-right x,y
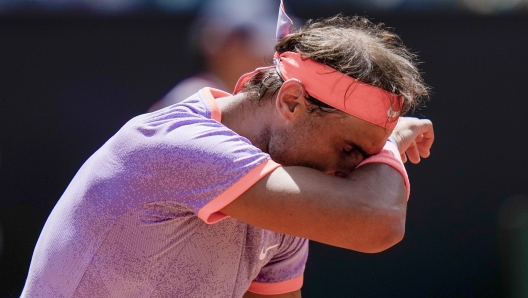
388,135 -> 400,151
388,135 -> 398,147
355,141 -> 410,200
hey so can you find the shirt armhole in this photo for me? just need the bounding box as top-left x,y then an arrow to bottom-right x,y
248,275 -> 304,295
197,159 -> 281,224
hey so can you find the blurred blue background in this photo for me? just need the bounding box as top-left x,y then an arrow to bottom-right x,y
1,0 -> 528,297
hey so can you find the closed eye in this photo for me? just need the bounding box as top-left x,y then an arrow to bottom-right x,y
342,147 -> 354,155
344,141 -> 370,159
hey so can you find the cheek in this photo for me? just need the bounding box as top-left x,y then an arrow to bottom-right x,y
295,127 -> 341,166
266,129 -> 301,166
268,135 -> 329,169
300,140 -> 343,170
268,117 -> 341,169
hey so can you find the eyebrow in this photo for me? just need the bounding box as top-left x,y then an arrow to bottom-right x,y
345,140 -> 371,158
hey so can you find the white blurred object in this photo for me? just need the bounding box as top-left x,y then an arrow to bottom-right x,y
193,0 -> 277,57
148,0 -> 283,111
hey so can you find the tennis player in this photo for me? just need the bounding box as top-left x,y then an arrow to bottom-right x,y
22,1 -> 433,297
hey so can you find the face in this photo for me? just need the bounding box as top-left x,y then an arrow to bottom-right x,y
267,110 -> 391,177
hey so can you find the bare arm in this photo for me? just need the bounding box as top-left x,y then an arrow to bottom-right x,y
243,290 -> 302,298
221,162 -> 406,253
222,117 -> 433,252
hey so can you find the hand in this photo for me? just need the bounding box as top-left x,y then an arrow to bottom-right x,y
390,117 -> 434,164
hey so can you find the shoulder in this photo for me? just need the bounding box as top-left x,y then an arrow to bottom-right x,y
107,92 -> 268,175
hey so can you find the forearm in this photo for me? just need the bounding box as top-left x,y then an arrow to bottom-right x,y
342,162 -> 407,251
298,162 -> 407,252
222,162 -> 407,253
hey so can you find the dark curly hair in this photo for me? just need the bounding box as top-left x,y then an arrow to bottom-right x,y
242,15 -> 429,116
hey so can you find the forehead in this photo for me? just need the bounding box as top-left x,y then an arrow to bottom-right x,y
323,112 -> 391,155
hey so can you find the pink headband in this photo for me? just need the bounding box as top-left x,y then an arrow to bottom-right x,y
233,0 -> 403,130
274,51 -> 403,129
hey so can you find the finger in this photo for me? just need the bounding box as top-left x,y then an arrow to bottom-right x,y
405,141 -> 421,164
417,147 -> 430,158
417,136 -> 433,158
419,121 -> 435,151
401,152 -> 407,163
416,139 -> 431,158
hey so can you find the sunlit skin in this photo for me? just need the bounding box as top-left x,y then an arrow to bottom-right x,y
217,80 -> 433,297
218,79 -> 391,177
266,110 -> 391,176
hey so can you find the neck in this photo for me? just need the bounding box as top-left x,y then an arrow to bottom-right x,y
216,93 -> 274,153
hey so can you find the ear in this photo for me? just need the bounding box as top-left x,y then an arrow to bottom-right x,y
275,79 -> 306,121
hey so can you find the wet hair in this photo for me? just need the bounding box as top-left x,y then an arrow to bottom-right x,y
242,14 -> 429,115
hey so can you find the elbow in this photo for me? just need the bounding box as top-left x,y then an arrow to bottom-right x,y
336,177 -> 408,253
363,183 -> 408,253
365,217 -> 406,253
349,209 -> 407,254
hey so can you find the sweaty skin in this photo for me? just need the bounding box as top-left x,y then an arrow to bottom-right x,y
219,80 -> 433,252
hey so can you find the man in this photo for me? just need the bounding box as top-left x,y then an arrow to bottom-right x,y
148,0 -> 278,111
22,3 -> 433,297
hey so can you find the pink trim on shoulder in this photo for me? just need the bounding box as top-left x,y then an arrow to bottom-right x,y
198,159 -> 281,224
201,87 -> 231,123
248,275 -> 303,295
